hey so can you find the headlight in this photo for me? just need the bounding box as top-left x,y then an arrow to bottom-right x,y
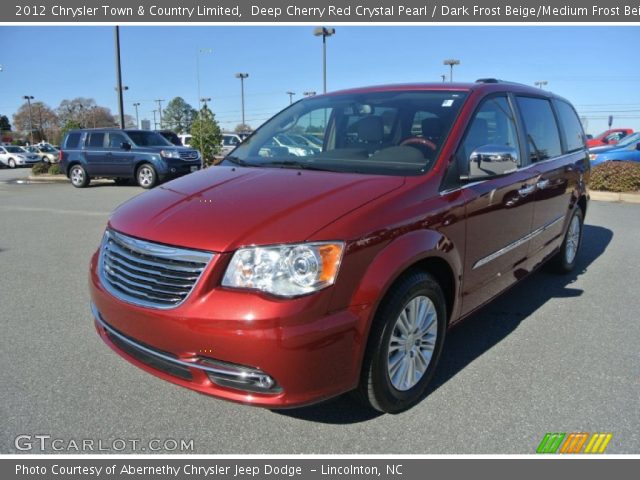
160,149 -> 180,159
589,154 -> 598,161
222,242 -> 344,297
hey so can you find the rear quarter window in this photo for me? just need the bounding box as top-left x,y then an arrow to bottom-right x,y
555,100 -> 586,153
64,133 -> 81,149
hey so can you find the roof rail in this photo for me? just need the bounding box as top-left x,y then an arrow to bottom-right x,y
475,78 -> 500,83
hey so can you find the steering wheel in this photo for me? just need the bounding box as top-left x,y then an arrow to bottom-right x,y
399,136 -> 437,151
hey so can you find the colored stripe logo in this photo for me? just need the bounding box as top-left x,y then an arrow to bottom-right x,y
537,433 -> 612,454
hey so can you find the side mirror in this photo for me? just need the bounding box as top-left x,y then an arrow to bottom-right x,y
601,137 -> 609,144
121,142 -> 132,151
461,144 -> 519,180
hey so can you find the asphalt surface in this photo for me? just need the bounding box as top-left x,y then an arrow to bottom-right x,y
1,166 -> 638,454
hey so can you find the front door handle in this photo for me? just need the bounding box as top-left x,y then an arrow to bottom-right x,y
518,184 -> 536,197
536,179 -> 550,190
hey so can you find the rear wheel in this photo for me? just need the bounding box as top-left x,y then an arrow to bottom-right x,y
553,207 -> 583,273
355,271 -> 447,413
136,163 -> 157,189
8,158 -> 16,169
69,164 -> 89,188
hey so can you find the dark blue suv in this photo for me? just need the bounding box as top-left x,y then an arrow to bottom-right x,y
60,129 -> 202,188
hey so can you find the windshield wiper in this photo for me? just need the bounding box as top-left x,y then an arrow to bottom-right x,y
261,160 -> 334,172
224,156 -> 257,167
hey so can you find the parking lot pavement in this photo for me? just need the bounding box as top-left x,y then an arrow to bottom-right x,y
0,177 -> 638,454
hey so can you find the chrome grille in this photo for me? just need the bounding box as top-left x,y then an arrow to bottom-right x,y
179,150 -> 199,161
99,229 -> 213,309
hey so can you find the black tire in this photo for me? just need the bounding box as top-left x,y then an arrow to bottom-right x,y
136,163 -> 157,189
69,164 -> 90,188
552,207 -> 584,273
355,270 -> 447,413
8,158 -> 16,169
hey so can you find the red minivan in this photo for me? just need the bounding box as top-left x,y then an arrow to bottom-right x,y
90,80 -> 589,413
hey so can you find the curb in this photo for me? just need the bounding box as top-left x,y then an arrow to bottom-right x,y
27,175 -> 69,183
589,190 -> 640,204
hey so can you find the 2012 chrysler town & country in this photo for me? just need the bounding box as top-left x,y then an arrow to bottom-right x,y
90,80 -> 589,413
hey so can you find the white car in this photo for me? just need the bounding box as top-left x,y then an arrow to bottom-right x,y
220,133 -> 243,157
0,145 -> 42,168
178,134 -> 192,147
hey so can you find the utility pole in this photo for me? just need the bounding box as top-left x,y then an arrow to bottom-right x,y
114,26 -> 126,129
23,95 -> 34,144
286,91 -> 296,105
235,73 -> 249,127
155,99 -> 164,129
133,102 -> 140,128
152,110 -> 158,130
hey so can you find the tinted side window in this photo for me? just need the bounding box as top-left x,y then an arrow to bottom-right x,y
555,100 -> 585,153
64,133 -> 81,149
108,132 -> 127,148
516,97 -> 562,162
87,132 -> 105,148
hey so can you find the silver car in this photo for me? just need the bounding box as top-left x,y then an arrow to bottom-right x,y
0,146 -> 42,168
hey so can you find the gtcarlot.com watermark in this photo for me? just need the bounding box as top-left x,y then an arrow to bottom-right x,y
14,435 -> 194,452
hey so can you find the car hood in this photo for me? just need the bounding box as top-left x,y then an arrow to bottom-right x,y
108,166 -> 404,252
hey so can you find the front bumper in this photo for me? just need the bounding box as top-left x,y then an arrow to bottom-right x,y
159,159 -> 202,180
89,250 -> 370,408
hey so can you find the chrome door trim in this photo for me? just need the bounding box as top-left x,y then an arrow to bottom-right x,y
472,214 -> 565,270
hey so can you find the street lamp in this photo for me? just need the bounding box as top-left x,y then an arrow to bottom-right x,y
440,74 -> 446,83
313,27 -> 335,94
201,97 -> 211,108
152,110 -> 158,130
534,80 -> 548,89
443,59 -> 460,83
235,73 -> 249,127
303,91 -> 316,97
133,102 -> 140,128
196,48 -> 212,111
286,91 -> 296,105
23,95 -> 35,144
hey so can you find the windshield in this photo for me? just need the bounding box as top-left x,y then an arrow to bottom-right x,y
6,146 -> 25,153
40,145 -> 57,152
126,131 -> 172,147
226,90 -> 468,176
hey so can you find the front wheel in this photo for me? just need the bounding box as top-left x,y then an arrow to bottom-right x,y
553,207 -> 584,273
355,271 -> 447,413
8,158 -> 16,169
136,163 -> 157,189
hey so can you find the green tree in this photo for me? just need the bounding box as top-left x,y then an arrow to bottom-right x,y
0,115 -> 11,132
57,119 -> 82,144
162,97 -> 197,133
190,105 -> 222,166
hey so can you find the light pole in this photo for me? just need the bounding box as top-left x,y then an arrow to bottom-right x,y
286,91 -> 296,105
235,73 -> 249,127
313,27 -> 335,94
23,95 -> 34,144
440,74 -> 446,82
443,59 -> 460,83
133,102 -> 140,128
201,97 -> 211,108
152,110 -> 158,130
196,48 -> 212,110
534,80 -> 548,89
154,99 -> 164,129
114,26 -> 126,129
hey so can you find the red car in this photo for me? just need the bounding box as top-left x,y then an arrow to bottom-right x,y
90,79 -> 589,413
586,128 -> 633,148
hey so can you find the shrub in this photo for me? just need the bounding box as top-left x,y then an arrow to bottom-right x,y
31,162 -> 50,175
48,164 -> 61,175
590,161 -> 640,192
